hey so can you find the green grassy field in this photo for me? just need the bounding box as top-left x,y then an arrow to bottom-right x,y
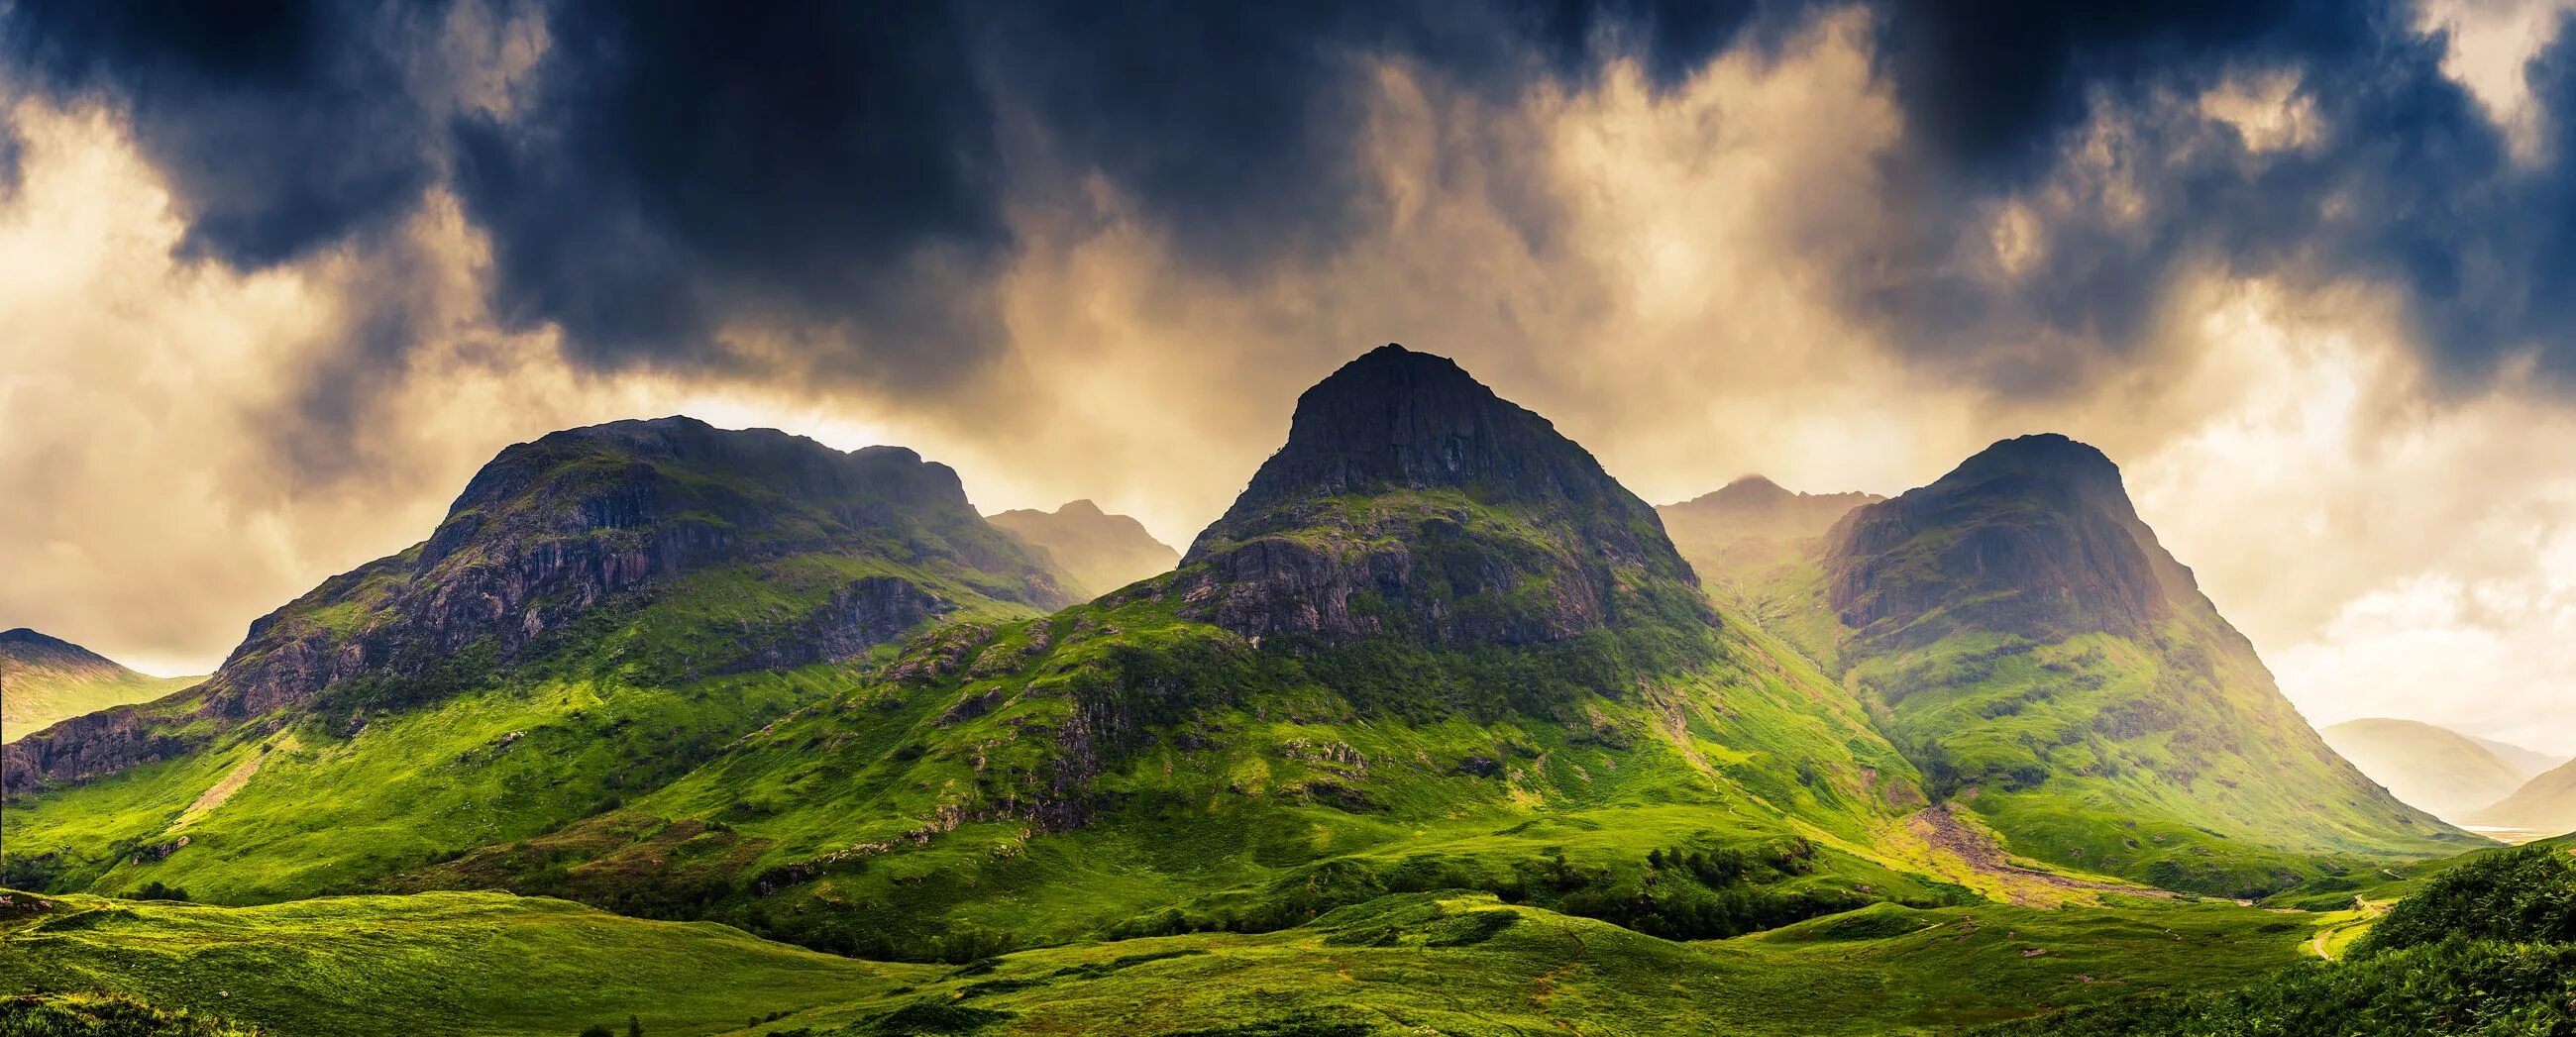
0,885 -> 2325,1037
0,889 -> 933,1037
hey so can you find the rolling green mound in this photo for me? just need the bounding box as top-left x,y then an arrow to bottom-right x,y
1987,841 -> 2576,1035
1818,435 -> 2471,895
0,885 -> 2321,1037
0,629 -> 198,745
1,418 -> 1073,900
0,888 -> 927,1037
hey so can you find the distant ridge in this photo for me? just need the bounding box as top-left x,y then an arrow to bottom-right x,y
2319,718 -> 2529,823
988,499 -> 1179,600
0,628 -> 198,743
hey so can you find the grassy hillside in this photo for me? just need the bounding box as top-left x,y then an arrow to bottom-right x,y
1823,436 -> 2472,897
1985,841 -> 2576,1035
2318,718 -> 2528,822
0,885 -> 2321,1037
3,420 -> 1068,902
0,629 -> 198,744
0,889 -> 929,1037
372,560 -> 1967,961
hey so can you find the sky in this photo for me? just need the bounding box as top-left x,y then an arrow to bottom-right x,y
6,0 -> 2576,753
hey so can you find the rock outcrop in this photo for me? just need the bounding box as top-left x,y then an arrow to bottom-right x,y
1173,344 -> 1706,647
1824,434 -> 2191,651
5,417 -> 1068,791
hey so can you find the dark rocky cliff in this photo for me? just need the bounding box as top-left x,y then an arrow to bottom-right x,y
1823,434 -> 2196,651
1172,344 -> 1706,647
5,417 -> 1067,791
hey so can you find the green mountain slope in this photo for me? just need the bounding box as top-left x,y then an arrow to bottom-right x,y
988,499 -> 1179,599
2468,757 -> 2576,837
2317,718 -> 2528,823
0,629 -> 198,744
0,418 -> 1070,900
1659,476 -> 1881,671
1821,435 -> 2471,896
370,346 -> 1985,961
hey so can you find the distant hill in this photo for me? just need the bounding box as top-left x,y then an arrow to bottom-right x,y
1821,434 -> 2469,896
1662,475 -> 1881,549
2318,718 -> 2529,823
2469,758 -> 2576,838
1658,475 -> 1880,669
988,499 -> 1178,599
2469,734 -> 2571,778
0,629 -> 197,743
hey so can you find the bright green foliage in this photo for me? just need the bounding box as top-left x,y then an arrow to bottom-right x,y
719,891 -> 2319,1036
2350,842 -> 2576,955
1985,837 -> 2576,1033
409,573 -> 1954,960
0,992 -> 258,1037
0,890 -> 932,1037
1977,940 -> 2576,1036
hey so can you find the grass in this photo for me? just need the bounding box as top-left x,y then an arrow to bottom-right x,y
0,889 -> 932,1037
0,886 -> 2325,1037
707,891 -> 2320,1036
1982,842 -> 2576,1035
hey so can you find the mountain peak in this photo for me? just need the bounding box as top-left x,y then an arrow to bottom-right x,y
0,628 -> 116,672
1191,345 -> 1624,556
1176,345 -> 1704,648
1825,434 -> 2185,649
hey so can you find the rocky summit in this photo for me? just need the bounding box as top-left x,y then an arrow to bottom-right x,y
3,418 -> 1067,791
1825,433 -> 2186,651
1176,344 -> 1706,647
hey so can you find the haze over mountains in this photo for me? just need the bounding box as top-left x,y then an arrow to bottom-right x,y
0,344 -> 2535,1034
985,500 -> 1179,600
2319,718 -> 2535,824
0,629 -> 198,744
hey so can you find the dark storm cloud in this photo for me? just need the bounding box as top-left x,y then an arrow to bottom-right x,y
2,0 -> 441,266
8,0 -> 2576,402
1852,0 -> 2576,392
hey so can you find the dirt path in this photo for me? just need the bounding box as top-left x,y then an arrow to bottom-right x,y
1907,803 -> 2188,906
2308,897 -> 2388,960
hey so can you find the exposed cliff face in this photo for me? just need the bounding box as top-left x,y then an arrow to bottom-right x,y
987,500 -> 1180,599
1176,344 -> 1705,648
5,417 -> 1068,791
1824,434 -> 2192,652
1821,434 -> 2467,888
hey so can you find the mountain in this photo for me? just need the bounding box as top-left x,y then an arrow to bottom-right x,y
0,417 -> 1071,898
1659,476 -> 1881,669
1664,475 -> 1881,548
353,345 -> 1961,961
987,499 -> 1179,599
2470,734 -> 2571,778
2317,718 -> 2530,823
0,629 -> 198,743
2469,758 -> 2576,837
1821,434 -> 2469,896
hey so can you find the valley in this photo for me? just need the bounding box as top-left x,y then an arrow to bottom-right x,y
0,346 -> 2556,1036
